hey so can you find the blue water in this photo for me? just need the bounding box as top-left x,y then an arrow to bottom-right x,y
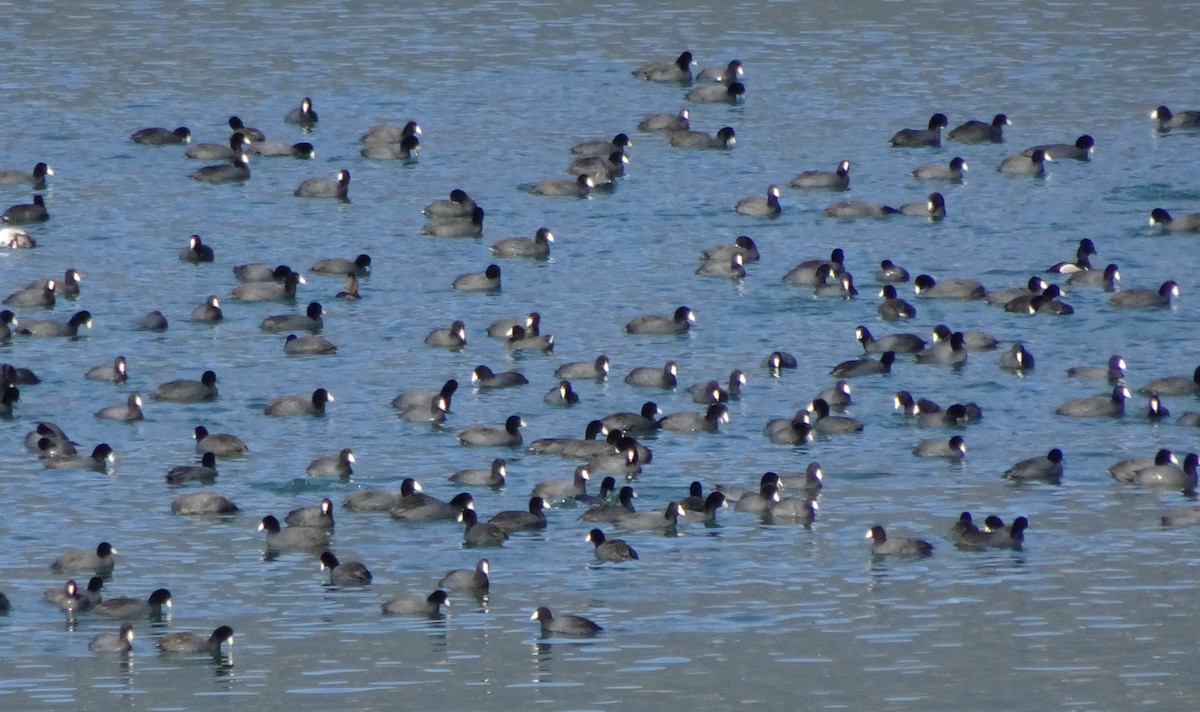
2,0 -> 1200,708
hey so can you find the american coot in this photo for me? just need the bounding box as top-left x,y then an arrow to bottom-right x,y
568,151 -> 628,183
96,393 -> 143,422
830,351 -> 895,377
1151,105 -> 1200,131
171,491 -> 239,515
1024,135 -> 1094,160
185,132 -> 248,160
343,479 -> 412,513
625,306 -> 695,335
491,227 -> 554,258
151,370 -> 218,402
1142,395 -> 1170,421
361,134 -> 421,160
504,325 -> 554,352
1066,354 -> 1126,383
580,486 -> 637,523
1108,281 -> 1179,308
285,334 -> 339,355
544,380 -> 580,407
193,426 -> 247,457
284,96 -> 318,125
1149,208 -> 1200,232
532,607 -> 603,637
600,402 -> 661,434
586,528 -> 639,562
632,51 -> 693,82
735,185 -> 782,217
615,501 -> 685,531
998,149 -> 1050,176
1004,448 -> 1064,482
250,140 -> 316,158
157,626 -> 234,654
264,388 -> 333,416
51,542 -> 117,573
438,559 -> 490,593
528,421 -> 608,458
258,515 -> 329,551
685,82 -> 746,103
2,195 -> 49,224
985,276 -> 1049,306
1067,263 -> 1120,291
458,415 -> 524,447
999,343 -> 1035,372
450,458 -> 507,487
914,274 -> 985,299
460,508 -> 510,546
85,356 -> 127,383
1055,386 -> 1130,417
866,525 -> 933,555
856,325 -> 925,354
530,174 -> 593,197
285,498 -> 335,529
790,160 -> 851,190
638,107 -> 690,132
930,324 -> 998,352
452,264 -> 501,292
734,481 -> 782,514
41,443 -> 115,472
669,126 -> 737,149
764,350 -> 799,373
423,188 -> 477,219
889,113 -> 949,147
381,590 -> 449,616
89,623 -> 135,653
392,379 -> 458,412
0,162 -> 54,188
878,285 -> 917,321
808,399 -> 862,435
313,254 -> 371,276
570,133 -> 632,157
399,394 -> 448,424
189,155 -> 250,184
320,552 -> 373,586
131,126 -> 191,145
390,492 -> 475,523
294,169 -> 350,200
913,435 -> 967,458
1139,365 -> 1200,397
914,331 -> 968,366
94,589 -> 173,619
658,403 -> 730,433
133,310 -> 167,331
362,121 -> 422,145
17,310 -> 91,337
533,466 -> 591,501
4,280 -> 56,308
471,365 -> 527,389
230,271 -> 305,301
697,59 -> 744,83
261,301 -> 323,333
164,451 -> 218,484
625,361 -> 678,389
425,320 -> 467,349
228,116 -> 264,141
1127,453 -> 1199,489
815,380 -> 852,409
45,578 -> 98,612
948,114 -> 1010,143
899,192 -> 946,219
190,295 -> 223,323
701,235 -> 760,263
912,156 -> 968,181
823,199 -> 897,218
307,449 -> 355,477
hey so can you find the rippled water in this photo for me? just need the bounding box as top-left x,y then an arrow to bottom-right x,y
3,0 -> 1200,708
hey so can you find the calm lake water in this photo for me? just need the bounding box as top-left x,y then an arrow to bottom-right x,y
2,0 -> 1200,708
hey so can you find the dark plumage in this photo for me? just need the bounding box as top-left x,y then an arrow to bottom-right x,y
866,525 -> 933,555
